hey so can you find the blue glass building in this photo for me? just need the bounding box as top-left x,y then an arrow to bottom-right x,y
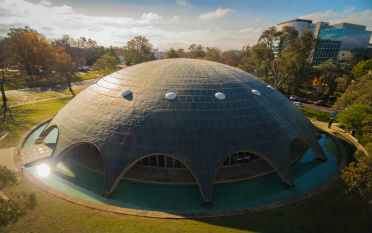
312,24 -> 372,65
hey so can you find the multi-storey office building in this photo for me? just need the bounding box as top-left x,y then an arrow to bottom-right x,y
275,19 -> 372,65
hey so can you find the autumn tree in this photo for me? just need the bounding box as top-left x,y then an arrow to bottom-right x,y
314,58 -> 340,94
53,47 -> 77,96
92,55 -> 119,75
52,35 -> 87,67
122,36 -> 155,65
7,27 -> 55,76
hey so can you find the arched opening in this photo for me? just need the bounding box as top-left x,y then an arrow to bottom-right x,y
214,151 -> 277,183
289,137 -> 327,163
123,154 -> 196,184
53,142 -> 106,194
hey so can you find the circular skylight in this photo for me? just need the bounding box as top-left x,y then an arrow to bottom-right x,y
215,92 -> 226,100
252,89 -> 261,96
166,92 -> 177,100
267,85 -> 275,91
121,90 -> 131,97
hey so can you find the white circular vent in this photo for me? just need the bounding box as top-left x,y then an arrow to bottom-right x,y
121,90 -> 131,97
166,92 -> 177,100
215,92 -> 226,100
267,85 -> 275,91
252,89 -> 261,96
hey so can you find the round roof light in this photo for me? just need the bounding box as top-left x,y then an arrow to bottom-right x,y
267,85 -> 275,91
37,163 -> 50,178
166,92 -> 177,100
215,92 -> 226,100
252,89 -> 261,96
121,90 -> 132,97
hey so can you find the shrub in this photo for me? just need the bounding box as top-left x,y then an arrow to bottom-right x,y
299,107 -> 337,122
0,166 -> 17,188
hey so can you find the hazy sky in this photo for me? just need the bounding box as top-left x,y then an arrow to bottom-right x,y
0,0 -> 371,50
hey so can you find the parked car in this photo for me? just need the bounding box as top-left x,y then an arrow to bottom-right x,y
290,95 -> 299,101
293,102 -> 304,107
314,100 -> 327,106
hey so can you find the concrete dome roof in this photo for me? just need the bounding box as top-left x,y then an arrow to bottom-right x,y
40,58 -> 326,203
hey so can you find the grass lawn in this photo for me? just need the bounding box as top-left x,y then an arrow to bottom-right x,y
0,96 -> 371,232
0,97 -> 72,148
0,91 -> 64,107
54,88 -> 86,96
299,107 -> 337,122
78,74 -> 99,80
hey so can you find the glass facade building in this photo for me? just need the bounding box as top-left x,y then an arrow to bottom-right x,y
312,28 -> 372,65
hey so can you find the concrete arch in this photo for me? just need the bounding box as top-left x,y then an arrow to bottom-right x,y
209,150 -> 295,204
102,153 -> 206,202
51,142 -> 106,172
35,125 -> 59,158
290,136 -> 327,162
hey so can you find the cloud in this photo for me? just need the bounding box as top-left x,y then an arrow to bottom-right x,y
0,0 -> 262,50
254,18 -> 260,23
199,7 -> 233,20
171,15 -> 180,21
176,0 -> 192,8
140,13 -> 162,24
299,7 -> 372,30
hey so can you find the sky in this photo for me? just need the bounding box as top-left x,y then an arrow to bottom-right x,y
0,0 -> 371,51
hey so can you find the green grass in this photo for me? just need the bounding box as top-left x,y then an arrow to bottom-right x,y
1,172 -> 371,233
78,74 -> 98,80
300,107 -> 338,122
0,97 -> 72,148
0,91 -> 63,107
54,88 -> 86,96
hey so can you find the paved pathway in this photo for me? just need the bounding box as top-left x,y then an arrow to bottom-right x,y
0,147 -> 19,172
312,120 -> 369,156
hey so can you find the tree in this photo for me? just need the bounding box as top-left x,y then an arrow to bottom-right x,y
104,46 -> 120,62
314,58 -> 340,94
122,36 -> 155,65
52,35 -> 87,67
164,48 -> 179,59
92,55 -> 119,75
337,104 -> 372,136
334,74 -> 372,109
280,31 -> 317,94
219,49 -> 245,67
176,48 -> 186,58
7,27 -> 55,76
351,59 -> 372,78
342,149 -> 372,202
0,39 -> 12,109
188,44 -> 205,59
52,47 -> 77,96
243,26 -> 299,88
204,47 -> 221,62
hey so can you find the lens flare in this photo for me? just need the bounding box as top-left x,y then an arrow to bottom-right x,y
37,164 -> 50,177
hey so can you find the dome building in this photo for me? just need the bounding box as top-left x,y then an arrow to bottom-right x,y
37,58 -> 326,204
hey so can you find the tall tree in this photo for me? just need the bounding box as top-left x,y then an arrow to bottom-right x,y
53,47 -> 77,96
0,40 -> 12,109
122,36 -> 155,65
314,58 -> 340,94
7,27 -> 55,76
188,44 -> 205,59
